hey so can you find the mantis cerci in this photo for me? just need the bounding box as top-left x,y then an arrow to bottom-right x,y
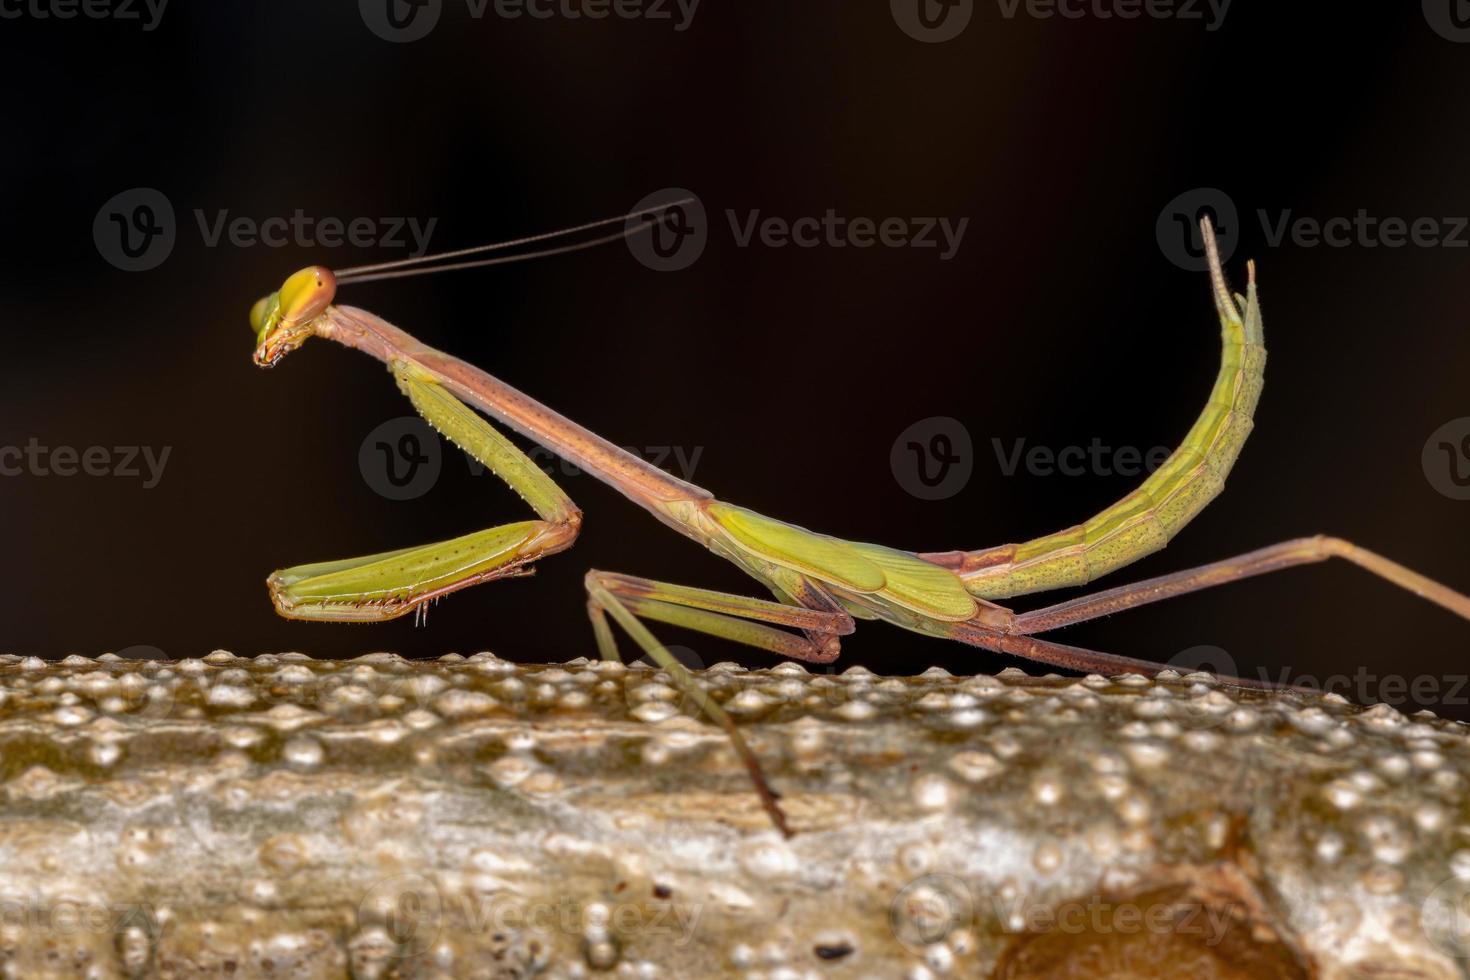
249,203 -> 1470,836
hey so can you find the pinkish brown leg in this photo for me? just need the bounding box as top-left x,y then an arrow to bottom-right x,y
584,570 -> 854,664
1009,536 -> 1470,635
949,624 -> 1291,691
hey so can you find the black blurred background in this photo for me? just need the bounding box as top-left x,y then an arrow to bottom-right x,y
2,2 -> 1467,714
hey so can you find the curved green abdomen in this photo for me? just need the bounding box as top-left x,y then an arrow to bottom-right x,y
963,263 -> 1265,601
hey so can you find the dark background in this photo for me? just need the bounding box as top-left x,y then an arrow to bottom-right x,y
2,2 -> 1468,715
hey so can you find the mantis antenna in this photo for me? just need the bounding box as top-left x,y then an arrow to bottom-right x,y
332,197 -> 696,286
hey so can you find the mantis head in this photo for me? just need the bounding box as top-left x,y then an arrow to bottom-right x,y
250,266 -> 337,366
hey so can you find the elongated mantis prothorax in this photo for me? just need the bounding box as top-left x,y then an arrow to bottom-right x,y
251,208 -> 1470,837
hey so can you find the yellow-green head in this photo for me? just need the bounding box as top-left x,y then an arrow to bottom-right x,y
250,266 -> 336,366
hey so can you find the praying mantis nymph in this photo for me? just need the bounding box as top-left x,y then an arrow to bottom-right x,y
250,204 -> 1470,836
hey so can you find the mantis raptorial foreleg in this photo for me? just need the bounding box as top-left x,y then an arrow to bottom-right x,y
267,360 -> 582,621
585,570 -> 855,837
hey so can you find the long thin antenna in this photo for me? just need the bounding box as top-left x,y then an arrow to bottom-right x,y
332,197 -> 694,285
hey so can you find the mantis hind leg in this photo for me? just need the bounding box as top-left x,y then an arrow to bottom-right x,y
584,570 -> 855,837
268,360 -> 582,622
1009,535 -> 1470,634
944,536 -> 1470,690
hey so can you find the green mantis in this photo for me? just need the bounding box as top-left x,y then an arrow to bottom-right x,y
250,205 -> 1470,836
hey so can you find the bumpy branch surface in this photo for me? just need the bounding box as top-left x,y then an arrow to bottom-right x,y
0,652 -> 1466,978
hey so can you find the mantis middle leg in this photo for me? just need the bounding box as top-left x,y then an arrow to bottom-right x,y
584,569 -> 855,837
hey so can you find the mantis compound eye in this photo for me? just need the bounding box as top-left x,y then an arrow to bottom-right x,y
277,266 -> 337,327
251,266 -> 336,366
249,294 -> 274,336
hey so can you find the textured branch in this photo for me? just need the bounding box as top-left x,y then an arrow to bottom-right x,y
0,652 -> 1465,978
